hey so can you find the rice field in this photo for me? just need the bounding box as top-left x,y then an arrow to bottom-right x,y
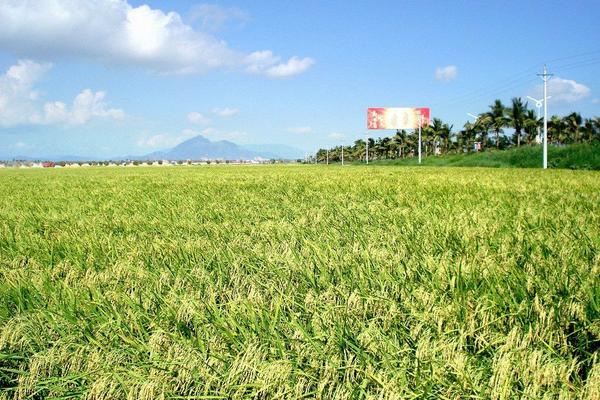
0,165 -> 599,399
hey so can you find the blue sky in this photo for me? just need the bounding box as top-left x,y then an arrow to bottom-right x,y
0,0 -> 598,158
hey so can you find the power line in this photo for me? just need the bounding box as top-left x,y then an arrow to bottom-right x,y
552,57 -> 600,73
429,49 -> 600,108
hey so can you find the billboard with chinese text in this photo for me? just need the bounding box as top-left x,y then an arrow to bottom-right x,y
367,107 -> 430,129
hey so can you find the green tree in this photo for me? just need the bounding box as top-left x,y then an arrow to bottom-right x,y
508,97 -> 527,147
485,99 -> 509,149
548,115 -> 565,144
460,121 -> 478,152
353,139 -> 366,161
583,119 -> 595,143
563,112 -> 583,143
474,114 -> 491,149
523,109 -> 541,145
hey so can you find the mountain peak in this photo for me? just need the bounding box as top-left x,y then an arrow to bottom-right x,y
152,135 -> 266,160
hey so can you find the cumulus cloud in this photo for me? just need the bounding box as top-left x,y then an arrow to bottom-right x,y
137,128 -> 248,149
212,107 -> 239,117
196,127 -> 247,142
529,77 -> 591,104
0,59 -> 52,126
287,126 -> 312,134
187,112 -> 211,125
328,132 -> 345,140
0,60 -> 123,127
137,133 -> 178,148
245,51 -> 315,78
41,89 -> 124,125
263,57 -> 315,78
0,0 -> 313,77
435,65 -> 458,82
137,128 -> 198,148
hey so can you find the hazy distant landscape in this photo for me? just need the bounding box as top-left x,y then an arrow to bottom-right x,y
1,135 -> 304,162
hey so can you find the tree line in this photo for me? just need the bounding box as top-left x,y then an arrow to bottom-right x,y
314,98 -> 600,162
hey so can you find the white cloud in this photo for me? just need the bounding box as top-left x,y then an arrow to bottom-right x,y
41,89 -> 124,125
14,141 -> 27,148
288,126 -> 312,134
328,132 -> 345,140
136,133 -> 177,148
435,65 -> 458,82
187,112 -> 211,125
136,129 -> 197,148
0,60 -> 123,127
0,59 -> 52,126
0,0 -> 313,77
245,51 -> 315,78
263,57 -> 315,78
197,127 -> 247,142
530,77 -> 591,104
212,107 -> 239,117
591,98 -> 599,104
188,4 -> 249,32
137,128 -> 248,149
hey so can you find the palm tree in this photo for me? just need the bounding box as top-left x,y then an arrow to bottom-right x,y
548,115 -> 565,144
473,114 -> 491,150
485,99 -> 509,149
441,122 -> 453,153
422,125 -> 435,156
594,117 -> 600,143
508,97 -> 527,147
429,118 -> 444,155
523,109 -> 541,145
563,112 -> 583,143
393,130 -> 408,158
461,121 -> 477,152
583,119 -> 595,144
353,139 -> 366,161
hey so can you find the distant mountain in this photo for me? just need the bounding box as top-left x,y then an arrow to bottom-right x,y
0,135 -> 303,162
141,135 -> 277,160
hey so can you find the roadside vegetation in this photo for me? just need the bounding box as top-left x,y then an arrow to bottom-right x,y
374,143 -> 600,170
315,98 -> 600,166
0,166 -> 599,399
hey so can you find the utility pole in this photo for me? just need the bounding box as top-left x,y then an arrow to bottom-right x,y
537,65 -> 553,169
366,137 -> 369,164
341,146 -> 344,165
418,114 -> 423,164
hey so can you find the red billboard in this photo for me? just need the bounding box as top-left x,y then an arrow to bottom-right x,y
367,107 -> 430,129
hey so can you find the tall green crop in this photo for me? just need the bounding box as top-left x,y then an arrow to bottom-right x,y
0,165 -> 598,399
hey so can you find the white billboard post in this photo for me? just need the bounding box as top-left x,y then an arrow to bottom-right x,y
418,113 -> 423,164
537,65 -> 553,169
368,107 -> 430,165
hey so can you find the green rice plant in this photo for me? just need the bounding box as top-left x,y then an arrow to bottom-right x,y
0,165 -> 598,399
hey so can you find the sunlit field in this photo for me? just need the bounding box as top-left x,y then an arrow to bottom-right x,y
0,165 -> 598,399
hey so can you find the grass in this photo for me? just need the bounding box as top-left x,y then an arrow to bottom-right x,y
372,143 -> 600,170
0,165 -> 599,399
